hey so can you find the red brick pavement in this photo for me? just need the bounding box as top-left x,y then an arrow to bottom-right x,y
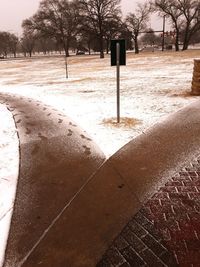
98,158 -> 200,267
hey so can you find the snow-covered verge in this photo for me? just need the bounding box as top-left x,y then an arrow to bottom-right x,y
0,104 -> 19,267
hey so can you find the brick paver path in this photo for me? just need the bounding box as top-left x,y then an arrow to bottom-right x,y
98,157 -> 200,266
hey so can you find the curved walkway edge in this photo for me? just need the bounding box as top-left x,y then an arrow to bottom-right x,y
0,93 -> 105,267
18,99 -> 200,267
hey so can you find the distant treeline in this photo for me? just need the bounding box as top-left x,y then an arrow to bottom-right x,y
0,0 -> 200,58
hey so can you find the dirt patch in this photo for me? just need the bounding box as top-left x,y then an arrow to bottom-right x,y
41,81 -> 66,86
70,77 -> 93,83
101,117 -> 142,128
169,90 -> 195,98
155,89 -> 196,98
79,90 -> 95,93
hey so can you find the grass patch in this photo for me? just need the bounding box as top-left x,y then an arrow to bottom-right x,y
101,117 -> 142,128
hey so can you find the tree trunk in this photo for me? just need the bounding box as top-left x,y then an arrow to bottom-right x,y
87,40 -> 91,55
65,49 -> 69,57
174,28 -> 179,51
134,36 -> 139,54
106,39 -> 109,54
63,39 -> 69,57
182,25 -> 190,51
182,40 -> 189,50
64,46 -> 69,57
65,56 -> 68,79
182,32 -> 190,50
99,35 -> 104,58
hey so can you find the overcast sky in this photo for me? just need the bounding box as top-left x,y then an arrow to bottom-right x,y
0,0 -> 164,35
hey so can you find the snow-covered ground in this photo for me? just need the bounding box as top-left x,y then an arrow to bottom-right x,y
1,50 -> 199,156
0,50 -> 200,265
0,105 -> 19,267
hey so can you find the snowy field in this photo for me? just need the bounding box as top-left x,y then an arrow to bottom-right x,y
1,50 -> 200,156
0,50 -> 200,265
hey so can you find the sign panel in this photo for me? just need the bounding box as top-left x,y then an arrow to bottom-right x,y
111,39 -> 126,66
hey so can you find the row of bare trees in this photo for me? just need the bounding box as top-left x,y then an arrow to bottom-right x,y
0,32 -> 18,58
0,31 -> 62,58
0,0 -> 200,58
21,0 -> 123,58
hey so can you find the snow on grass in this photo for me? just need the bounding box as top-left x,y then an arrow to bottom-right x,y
0,50 -> 199,157
0,104 -> 19,267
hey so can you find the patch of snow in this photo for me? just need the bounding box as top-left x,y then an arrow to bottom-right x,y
0,104 -> 19,267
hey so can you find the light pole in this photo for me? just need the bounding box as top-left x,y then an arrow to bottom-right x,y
162,15 -> 166,51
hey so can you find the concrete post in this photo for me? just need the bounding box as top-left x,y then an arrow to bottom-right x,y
191,59 -> 200,95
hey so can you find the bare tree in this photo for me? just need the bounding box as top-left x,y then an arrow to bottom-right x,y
23,0 -> 80,57
0,32 -> 18,58
21,18 -> 37,57
177,0 -> 200,50
119,22 -> 134,50
8,33 -> 18,58
79,0 -> 122,58
125,2 -> 150,54
104,18 -> 122,54
0,32 -> 9,57
153,0 -> 200,50
20,32 -> 36,57
153,0 -> 182,51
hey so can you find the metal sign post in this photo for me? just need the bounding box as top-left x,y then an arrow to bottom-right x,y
111,39 -> 126,123
116,43 -> 120,123
65,56 -> 68,79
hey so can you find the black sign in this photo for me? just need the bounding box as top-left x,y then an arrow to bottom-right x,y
111,39 -> 126,66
